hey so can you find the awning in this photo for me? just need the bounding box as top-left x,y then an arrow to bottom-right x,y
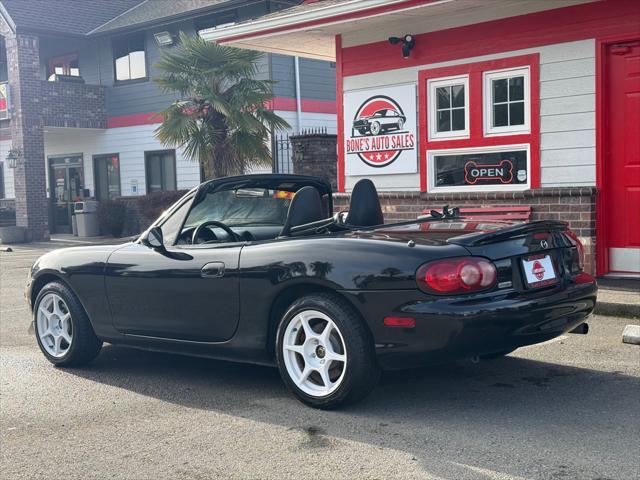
199,0 -> 593,61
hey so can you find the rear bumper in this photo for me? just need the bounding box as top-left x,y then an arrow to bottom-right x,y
341,276 -> 597,370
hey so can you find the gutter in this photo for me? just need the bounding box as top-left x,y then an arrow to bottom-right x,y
199,0 -> 428,43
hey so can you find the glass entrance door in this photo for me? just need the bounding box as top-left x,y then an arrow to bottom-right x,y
49,156 -> 84,233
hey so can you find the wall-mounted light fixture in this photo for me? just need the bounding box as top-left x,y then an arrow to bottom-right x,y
388,34 -> 415,59
6,147 -> 23,169
154,31 -> 175,47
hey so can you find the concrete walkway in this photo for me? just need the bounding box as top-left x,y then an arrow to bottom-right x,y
595,278 -> 640,319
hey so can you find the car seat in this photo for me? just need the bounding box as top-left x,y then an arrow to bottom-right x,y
344,179 -> 384,227
279,186 -> 326,237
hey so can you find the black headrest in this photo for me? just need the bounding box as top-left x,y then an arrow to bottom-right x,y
279,186 -> 325,236
345,179 -> 384,227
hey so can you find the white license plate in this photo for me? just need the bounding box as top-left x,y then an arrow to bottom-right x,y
522,254 -> 557,287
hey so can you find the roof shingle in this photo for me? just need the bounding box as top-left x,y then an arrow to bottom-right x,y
1,0 -> 144,36
88,0 -> 231,35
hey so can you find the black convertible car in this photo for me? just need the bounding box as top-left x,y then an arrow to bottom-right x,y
27,174 -> 596,408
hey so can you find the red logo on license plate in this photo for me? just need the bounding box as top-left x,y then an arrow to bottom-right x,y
532,260 -> 545,280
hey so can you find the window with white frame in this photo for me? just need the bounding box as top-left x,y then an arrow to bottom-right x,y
483,67 -> 530,135
427,144 -> 530,193
428,75 -> 469,140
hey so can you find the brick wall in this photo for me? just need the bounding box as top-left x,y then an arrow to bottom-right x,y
41,81 -> 106,129
1,27 -> 49,241
290,133 -> 337,190
334,187 -> 598,274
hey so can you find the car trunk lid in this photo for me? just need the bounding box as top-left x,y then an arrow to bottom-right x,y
373,219 -> 582,291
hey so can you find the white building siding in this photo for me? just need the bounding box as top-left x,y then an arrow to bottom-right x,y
275,110 -> 337,134
38,111 -> 335,199
44,124 -> 201,198
342,39 -> 596,191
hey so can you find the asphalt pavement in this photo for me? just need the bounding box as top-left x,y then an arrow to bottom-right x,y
1,242 -> 639,480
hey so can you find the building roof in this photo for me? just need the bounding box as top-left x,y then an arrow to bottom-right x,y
0,0 -> 262,37
0,0 -> 143,36
200,0 -> 595,61
87,0 -> 231,35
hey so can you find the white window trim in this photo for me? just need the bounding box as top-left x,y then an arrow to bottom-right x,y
427,74 -> 470,141
483,67 -> 530,136
427,143 -> 531,193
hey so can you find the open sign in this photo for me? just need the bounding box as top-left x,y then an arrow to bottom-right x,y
433,149 -> 527,188
464,159 -> 513,184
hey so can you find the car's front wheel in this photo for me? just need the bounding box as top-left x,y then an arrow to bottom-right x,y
276,293 -> 380,409
34,281 -> 103,367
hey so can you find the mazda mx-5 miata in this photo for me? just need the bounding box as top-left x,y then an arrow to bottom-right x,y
27,174 -> 597,408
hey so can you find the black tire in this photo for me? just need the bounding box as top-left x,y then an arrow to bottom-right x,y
276,293 -> 380,409
34,281 -> 102,367
480,348 -> 516,360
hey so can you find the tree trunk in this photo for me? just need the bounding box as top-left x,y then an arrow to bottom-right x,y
202,154 -> 216,180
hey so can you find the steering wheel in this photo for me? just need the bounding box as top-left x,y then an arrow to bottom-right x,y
192,220 -> 240,244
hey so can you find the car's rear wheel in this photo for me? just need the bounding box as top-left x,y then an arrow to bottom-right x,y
34,282 -> 102,367
276,293 -> 380,409
397,118 -> 404,130
369,121 -> 381,135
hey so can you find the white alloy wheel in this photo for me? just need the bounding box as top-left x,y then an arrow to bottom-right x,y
37,293 -> 73,358
370,121 -> 381,135
282,309 -> 347,397
397,118 -> 404,130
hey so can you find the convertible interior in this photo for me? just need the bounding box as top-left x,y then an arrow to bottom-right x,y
172,177 -> 386,246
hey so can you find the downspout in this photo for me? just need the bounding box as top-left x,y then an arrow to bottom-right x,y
294,56 -> 302,134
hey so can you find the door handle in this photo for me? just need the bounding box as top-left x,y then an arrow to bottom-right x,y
201,262 -> 225,278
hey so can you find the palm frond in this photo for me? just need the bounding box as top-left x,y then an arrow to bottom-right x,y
154,33 -> 291,178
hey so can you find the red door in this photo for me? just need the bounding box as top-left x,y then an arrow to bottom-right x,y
605,40 -> 640,274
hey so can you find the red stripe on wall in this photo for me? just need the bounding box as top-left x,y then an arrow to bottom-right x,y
341,0 -> 640,77
106,97 -> 336,128
265,97 -> 337,114
106,112 -> 162,128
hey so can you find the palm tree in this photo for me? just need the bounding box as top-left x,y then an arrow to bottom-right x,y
154,33 -> 289,179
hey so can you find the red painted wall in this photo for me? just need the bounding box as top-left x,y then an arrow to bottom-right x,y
341,0 -> 640,77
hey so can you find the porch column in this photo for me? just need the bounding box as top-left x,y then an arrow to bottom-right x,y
290,131 -> 338,191
5,32 -> 48,241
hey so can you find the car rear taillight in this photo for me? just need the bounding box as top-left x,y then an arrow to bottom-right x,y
565,229 -> 585,272
416,257 -> 497,294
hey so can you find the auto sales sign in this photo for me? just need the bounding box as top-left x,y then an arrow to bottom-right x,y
343,84 -> 417,175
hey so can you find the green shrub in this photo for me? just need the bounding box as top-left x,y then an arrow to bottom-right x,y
97,200 -> 127,237
135,190 -> 188,222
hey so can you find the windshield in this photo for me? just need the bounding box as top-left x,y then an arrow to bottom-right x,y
184,189 -> 291,228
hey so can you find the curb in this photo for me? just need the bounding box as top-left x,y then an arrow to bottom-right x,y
594,302 -> 640,320
622,325 -> 640,345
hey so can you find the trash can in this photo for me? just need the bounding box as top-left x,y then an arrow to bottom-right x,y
74,201 -> 100,237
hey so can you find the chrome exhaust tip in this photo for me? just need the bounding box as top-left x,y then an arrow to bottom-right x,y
569,323 -> 589,334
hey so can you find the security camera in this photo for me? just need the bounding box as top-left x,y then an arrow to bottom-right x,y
388,34 -> 415,59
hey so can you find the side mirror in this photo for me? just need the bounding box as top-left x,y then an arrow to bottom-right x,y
142,226 -> 165,250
